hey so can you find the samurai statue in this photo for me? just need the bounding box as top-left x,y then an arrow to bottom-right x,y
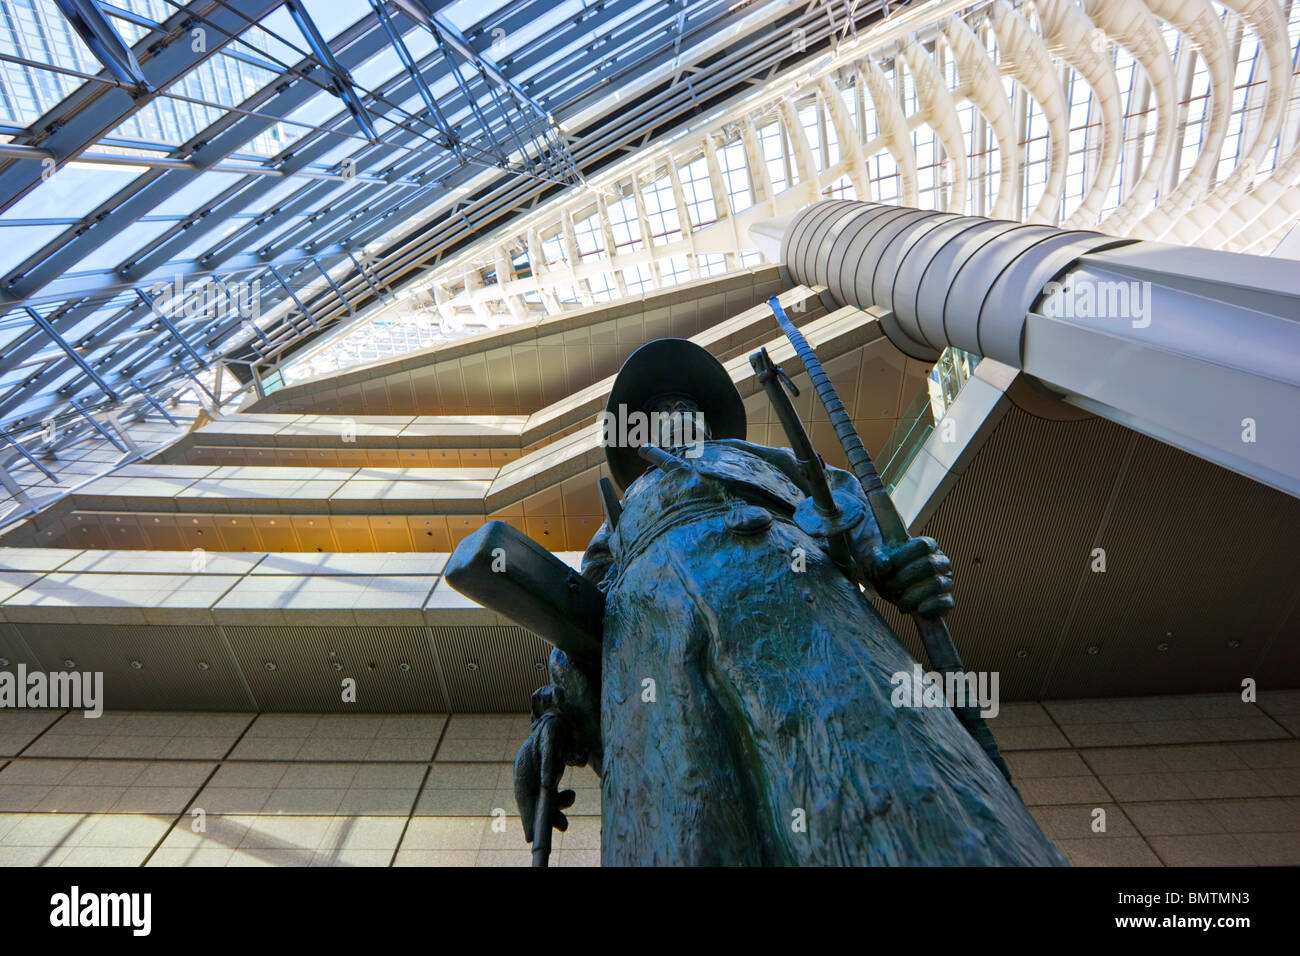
447,316 -> 1066,866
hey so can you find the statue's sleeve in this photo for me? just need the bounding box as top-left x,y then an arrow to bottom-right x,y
541,520 -> 613,774
580,520 -> 617,591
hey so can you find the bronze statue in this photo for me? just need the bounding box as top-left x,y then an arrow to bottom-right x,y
447,303 -> 1066,866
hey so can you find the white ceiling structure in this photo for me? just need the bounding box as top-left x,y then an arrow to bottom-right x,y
293,0 -> 1300,380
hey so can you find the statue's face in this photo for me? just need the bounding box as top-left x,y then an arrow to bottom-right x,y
648,396 -> 710,449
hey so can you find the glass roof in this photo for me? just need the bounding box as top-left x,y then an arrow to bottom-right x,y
0,0 -> 854,449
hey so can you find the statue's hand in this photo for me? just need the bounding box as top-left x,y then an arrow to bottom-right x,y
513,686 -> 577,844
869,536 -> 954,619
546,647 -> 602,773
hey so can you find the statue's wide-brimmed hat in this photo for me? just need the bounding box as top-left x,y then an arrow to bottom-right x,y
604,338 -> 746,490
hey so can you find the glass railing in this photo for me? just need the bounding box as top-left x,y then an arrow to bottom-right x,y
930,347 -> 980,420
878,348 -> 981,493
879,392 -> 934,492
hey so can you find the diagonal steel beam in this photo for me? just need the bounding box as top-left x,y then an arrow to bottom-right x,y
53,0 -> 153,92
135,287 -> 210,368
369,0 -> 464,161
269,265 -> 319,329
68,398 -> 127,453
130,377 -> 179,426
283,0 -> 381,144
25,306 -> 121,402
0,0 -> 282,213
313,257 -> 355,316
0,426 -> 60,483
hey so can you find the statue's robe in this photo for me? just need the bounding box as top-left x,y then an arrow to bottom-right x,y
574,439 -> 1066,866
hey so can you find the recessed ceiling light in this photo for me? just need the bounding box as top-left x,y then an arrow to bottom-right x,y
467,660 -> 479,672
264,661 -> 276,671
197,661 -> 210,671
1086,645 -> 1100,656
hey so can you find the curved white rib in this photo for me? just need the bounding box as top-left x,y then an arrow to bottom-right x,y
1036,0 -> 1122,227
942,14 -> 1020,219
1088,0 -> 1177,236
900,38 -> 968,213
1129,0 -> 1232,240
1164,0 -> 1296,245
990,1 -> 1068,223
860,56 -> 921,206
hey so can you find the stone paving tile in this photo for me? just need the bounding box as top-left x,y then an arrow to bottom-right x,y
0,698 -> 1292,867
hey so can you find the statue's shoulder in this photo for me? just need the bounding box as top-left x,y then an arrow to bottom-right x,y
707,439 -> 865,501
692,439 -> 809,504
706,438 -> 798,467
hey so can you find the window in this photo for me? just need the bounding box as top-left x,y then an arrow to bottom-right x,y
622,263 -> 655,296
573,211 -> 605,262
871,150 -> 900,204
697,253 -> 728,276
642,172 -> 682,244
758,120 -> 789,193
717,139 -> 753,213
677,156 -> 717,229
799,103 -> 823,171
606,191 -> 643,254
659,254 -> 691,286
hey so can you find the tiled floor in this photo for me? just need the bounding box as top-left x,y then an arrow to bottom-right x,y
0,690 -> 1297,866
995,690 -> 1300,866
0,710 -> 599,867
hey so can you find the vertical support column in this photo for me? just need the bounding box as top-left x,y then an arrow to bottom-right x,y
666,157 -> 701,279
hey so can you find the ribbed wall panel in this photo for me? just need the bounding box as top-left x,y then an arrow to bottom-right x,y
1050,433 -> 1300,697
878,404 -> 1300,700
12,623 -> 253,711
1258,594 -> 1300,688
221,625 -> 446,713
0,622 -> 40,676
431,625 -> 552,712
901,410 -> 1128,700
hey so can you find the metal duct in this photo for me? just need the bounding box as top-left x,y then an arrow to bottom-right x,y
778,200 -> 1300,499
779,200 -> 1130,364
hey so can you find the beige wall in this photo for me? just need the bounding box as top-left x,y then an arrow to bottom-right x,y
0,689 -> 1295,866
